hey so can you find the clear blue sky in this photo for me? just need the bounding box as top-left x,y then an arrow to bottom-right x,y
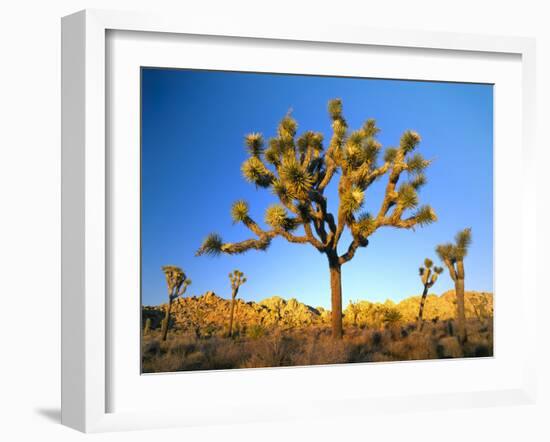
141,68 -> 493,308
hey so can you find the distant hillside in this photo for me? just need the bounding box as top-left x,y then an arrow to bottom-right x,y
142,290 -> 493,336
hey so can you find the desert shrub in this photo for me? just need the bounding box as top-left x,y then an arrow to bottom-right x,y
241,333 -> 299,368
394,331 -> 437,360
383,307 -> 403,325
166,335 -> 197,356
292,334 -> 351,366
141,316 -> 493,371
198,337 -> 247,370
143,339 -> 160,356
344,331 -> 375,363
436,336 -> 463,359
369,330 -> 384,347
473,344 -> 491,357
446,320 -> 454,337
246,324 -> 267,339
370,353 -> 394,363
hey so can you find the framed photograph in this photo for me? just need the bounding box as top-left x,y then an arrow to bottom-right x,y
61,9 -> 537,432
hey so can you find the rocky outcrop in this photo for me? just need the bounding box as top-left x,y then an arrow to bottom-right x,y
142,290 -> 493,336
343,291 -> 493,327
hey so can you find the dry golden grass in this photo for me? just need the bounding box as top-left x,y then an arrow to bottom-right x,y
141,317 -> 493,373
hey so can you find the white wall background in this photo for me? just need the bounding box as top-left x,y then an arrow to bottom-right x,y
0,1 -> 548,440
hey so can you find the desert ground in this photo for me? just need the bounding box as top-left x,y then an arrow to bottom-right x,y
141,290 -> 493,373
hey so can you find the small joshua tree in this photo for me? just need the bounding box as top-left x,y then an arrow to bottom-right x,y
347,300 -> 361,326
197,99 -> 437,339
436,228 -> 472,344
143,318 -> 152,335
417,258 -> 444,330
228,270 -> 247,337
160,265 -> 192,341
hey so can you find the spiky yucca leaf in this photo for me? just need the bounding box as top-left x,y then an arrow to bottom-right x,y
328,98 -> 342,119
419,267 -> 425,276
345,143 -> 362,168
332,118 -> 347,138
245,133 -> 264,157
434,266 -> 444,274
196,233 -> 224,256
436,243 -> 456,263
363,138 -> 381,164
355,212 -> 375,236
161,265 -> 184,274
241,156 -> 273,188
397,183 -> 418,209
454,227 -> 472,259
424,258 -> 433,268
407,153 -> 430,173
384,147 -> 398,163
362,118 -> 380,138
296,132 -> 310,155
264,140 -> 281,165
280,157 -> 314,198
341,185 -> 364,217
347,131 -> 363,148
310,132 -> 324,152
265,204 -> 289,229
413,205 -> 437,226
411,173 -> 427,190
231,200 -> 249,223
271,178 -> 291,203
278,115 -> 297,142
297,131 -> 322,155
400,130 -> 421,153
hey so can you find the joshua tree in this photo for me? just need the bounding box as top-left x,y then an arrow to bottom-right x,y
347,300 -> 361,326
197,99 -> 437,339
160,265 -> 192,341
143,318 -> 152,335
228,270 -> 247,337
417,258 -> 444,330
436,228 -> 472,344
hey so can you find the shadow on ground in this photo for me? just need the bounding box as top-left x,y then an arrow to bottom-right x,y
35,408 -> 61,423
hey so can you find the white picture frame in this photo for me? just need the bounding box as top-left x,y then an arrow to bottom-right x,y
61,9 -> 537,433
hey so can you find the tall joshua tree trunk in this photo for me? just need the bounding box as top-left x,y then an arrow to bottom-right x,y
227,270 -> 246,338
228,290 -> 237,337
416,258 -> 443,331
161,298 -> 173,341
328,253 -> 343,339
455,261 -> 466,344
417,285 -> 429,330
436,228 -> 471,345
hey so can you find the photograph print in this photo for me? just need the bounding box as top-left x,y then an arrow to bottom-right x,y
141,68 -> 493,373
